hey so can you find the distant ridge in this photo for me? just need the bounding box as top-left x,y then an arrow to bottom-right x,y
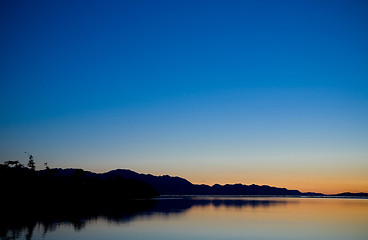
333,192 -> 368,197
98,169 -> 320,196
37,168 -> 310,196
36,168 -> 367,197
3,164 -> 366,197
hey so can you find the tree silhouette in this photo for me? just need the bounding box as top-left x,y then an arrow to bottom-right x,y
27,154 -> 35,171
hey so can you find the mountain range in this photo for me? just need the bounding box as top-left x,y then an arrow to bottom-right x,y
41,168 -> 368,197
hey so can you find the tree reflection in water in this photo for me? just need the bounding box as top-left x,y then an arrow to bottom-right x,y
0,197 -> 289,240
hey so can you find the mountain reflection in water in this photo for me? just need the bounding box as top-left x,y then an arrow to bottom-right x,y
0,197 -> 288,240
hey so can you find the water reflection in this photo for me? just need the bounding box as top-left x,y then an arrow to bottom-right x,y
0,197 -> 288,240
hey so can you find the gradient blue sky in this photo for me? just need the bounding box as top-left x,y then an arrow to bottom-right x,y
1,0 -> 367,193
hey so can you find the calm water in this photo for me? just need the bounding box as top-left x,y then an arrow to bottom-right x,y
3,197 -> 368,240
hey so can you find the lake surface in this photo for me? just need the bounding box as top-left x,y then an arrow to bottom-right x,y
2,197 -> 368,240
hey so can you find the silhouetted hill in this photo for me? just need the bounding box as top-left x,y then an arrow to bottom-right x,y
32,168 -> 316,196
34,168 -> 368,197
38,168 -> 368,197
98,169 -> 323,196
332,192 -> 368,197
41,168 -> 332,196
102,169 -> 193,194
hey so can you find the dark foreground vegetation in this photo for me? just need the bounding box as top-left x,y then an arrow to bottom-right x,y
0,165 -> 159,207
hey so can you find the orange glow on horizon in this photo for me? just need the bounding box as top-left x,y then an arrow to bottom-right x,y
187,176 -> 368,195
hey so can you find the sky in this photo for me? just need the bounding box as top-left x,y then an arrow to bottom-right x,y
1,0 -> 367,194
